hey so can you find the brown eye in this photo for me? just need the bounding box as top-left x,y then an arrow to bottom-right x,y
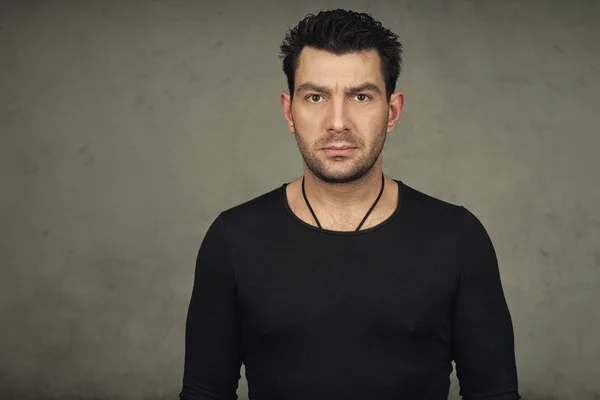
356,94 -> 367,102
310,94 -> 321,103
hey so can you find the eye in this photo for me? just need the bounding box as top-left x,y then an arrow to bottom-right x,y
307,94 -> 323,103
354,94 -> 370,102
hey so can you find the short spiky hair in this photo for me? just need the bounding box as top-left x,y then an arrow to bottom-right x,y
279,9 -> 403,102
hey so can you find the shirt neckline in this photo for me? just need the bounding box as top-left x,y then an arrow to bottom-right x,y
280,178 -> 404,236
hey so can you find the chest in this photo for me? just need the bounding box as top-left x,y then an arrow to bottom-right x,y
290,200 -> 397,232
235,242 -> 457,343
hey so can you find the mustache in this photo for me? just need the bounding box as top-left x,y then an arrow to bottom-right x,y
318,137 -> 361,147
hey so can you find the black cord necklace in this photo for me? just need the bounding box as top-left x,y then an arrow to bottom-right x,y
301,173 -> 385,231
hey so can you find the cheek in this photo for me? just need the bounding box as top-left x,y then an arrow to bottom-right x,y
359,109 -> 387,133
294,106 -> 324,127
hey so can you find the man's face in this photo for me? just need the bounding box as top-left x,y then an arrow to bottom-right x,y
282,47 -> 401,184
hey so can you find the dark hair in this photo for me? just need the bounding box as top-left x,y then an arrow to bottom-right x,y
279,9 -> 403,102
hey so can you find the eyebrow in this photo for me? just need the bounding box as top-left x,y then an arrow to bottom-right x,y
295,82 -> 382,96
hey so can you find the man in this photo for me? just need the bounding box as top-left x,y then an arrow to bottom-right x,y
179,9 -> 520,400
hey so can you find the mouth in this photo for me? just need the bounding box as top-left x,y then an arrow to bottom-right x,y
322,145 -> 357,155
322,145 -> 357,150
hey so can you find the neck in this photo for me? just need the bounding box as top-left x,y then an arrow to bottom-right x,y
302,167 -> 384,213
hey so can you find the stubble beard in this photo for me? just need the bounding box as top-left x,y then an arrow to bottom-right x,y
293,122 -> 388,184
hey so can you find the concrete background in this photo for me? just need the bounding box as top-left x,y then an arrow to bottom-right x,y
1,0 -> 599,399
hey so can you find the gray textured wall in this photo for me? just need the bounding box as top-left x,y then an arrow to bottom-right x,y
1,0 -> 599,399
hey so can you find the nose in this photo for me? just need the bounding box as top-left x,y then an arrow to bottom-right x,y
326,97 -> 351,133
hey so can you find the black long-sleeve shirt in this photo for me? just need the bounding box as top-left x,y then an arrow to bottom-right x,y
179,179 -> 520,400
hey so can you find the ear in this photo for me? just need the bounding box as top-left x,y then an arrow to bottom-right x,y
386,91 -> 404,133
280,91 -> 295,134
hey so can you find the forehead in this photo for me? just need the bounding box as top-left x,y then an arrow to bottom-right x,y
295,47 -> 384,87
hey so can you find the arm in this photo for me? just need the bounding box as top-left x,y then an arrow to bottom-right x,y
453,207 -> 520,400
179,213 -> 242,400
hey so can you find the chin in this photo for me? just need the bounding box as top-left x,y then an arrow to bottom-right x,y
312,165 -> 372,184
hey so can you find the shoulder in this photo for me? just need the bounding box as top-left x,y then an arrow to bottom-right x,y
399,180 -> 491,237
400,180 -> 466,223
399,181 -> 497,264
217,183 -> 286,231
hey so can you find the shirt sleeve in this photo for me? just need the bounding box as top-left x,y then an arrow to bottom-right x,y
179,213 -> 243,400
452,207 -> 521,400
